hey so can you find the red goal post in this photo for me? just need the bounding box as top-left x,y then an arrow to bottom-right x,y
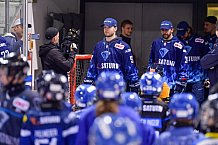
68,54 -> 92,105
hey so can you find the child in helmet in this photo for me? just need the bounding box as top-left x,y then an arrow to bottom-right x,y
75,71 -> 155,145
194,83 -> 218,145
140,72 -> 170,137
0,52 -> 40,145
155,93 -> 204,145
74,84 -> 96,118
20,71 -> 78,145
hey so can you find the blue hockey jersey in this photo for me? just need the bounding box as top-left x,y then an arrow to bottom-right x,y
75,105 -> 155,145
0,88 -> 40,145
177,34 -> 210,83
148,36 -> 187,88
19,101 -> 79,145
0,36 -> 10,58
204,34 -> 217,50
154,126 -> 204,145
86,37 -> 139,85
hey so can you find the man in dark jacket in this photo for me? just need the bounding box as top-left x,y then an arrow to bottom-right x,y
39,27 -> 74,76
200,22 -> 218,90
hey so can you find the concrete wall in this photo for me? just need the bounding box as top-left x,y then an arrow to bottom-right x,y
84,2 -> 192,75
32,0 -> 79,74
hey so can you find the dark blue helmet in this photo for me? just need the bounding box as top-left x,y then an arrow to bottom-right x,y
96,71 -> 126,100
121,92 -> 142,112
75,84 -> 96,108
169,93 -> 199,120
140,72 -> 163,96
201,96 -> 218,131
0,52 -> 29,79
37,71 -> 68,102
89,113 -> 142,145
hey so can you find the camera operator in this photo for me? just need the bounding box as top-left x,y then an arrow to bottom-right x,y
39,27 -> 74,76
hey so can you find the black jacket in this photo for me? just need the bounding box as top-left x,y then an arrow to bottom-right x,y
39,43 -> 74,76
200,39 -> 218,88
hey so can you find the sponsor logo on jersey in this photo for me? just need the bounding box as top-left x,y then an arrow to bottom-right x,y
195,38 -> 204,43
40,116 -> 61,124
12,97 -> 30,112
159,48 -> 169,58
101,51 -> 110,61
174,42 -> 183,49
114,43 -> 124,50
158,59 -> 175,67
34,128 -> 58,138
141,118 -> 162,128
185,56 -> 200,62
100,63 -> 119,69
143,105 -> 163,112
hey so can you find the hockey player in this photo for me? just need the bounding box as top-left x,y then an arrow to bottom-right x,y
194,98 -> 218,144
20,72 -> 78,145
84,18 -> 139,93
148,20 -> 187,95
0,52 -> 40,145
89,113 -> 142,145
155,93 -> 204,145
140,72 -> 169,137
76,71 -> 155,145
147,63 -> 170,103
176,21 -> 210,104
204,16 -> 217,50
121,92 -> 142,113
0,36 -> 10,58
74,84 -> 96,118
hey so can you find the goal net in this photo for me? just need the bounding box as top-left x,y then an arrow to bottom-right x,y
68,54 -> 92,104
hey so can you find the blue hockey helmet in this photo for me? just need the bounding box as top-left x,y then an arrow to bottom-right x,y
121,92 -> 142,112
169,93 -> 199,120
95,71 -> 126,100
139,72 -> 163,96
75,84 -> 96,108
37,71 -> 68,102
36,70 -> 55,90
89,113 -> 142,145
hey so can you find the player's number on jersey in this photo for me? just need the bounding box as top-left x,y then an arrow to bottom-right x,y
1,50 -> 9,58
130,56 -> 134,63
34,138 -> 57,145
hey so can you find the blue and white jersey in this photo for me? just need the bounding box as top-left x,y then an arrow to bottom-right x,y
154,126 -> 204,145
140,98 -> 170,137
0,89 -> 40,145
148,36 -> 187,88
0,36 -> 10,58
20,103 -> 79,145
204,34 -> 217,50
193,133 -> 218,145
86,37 -> 139,85
177,34 -> 210,83
75,105 -> 151,145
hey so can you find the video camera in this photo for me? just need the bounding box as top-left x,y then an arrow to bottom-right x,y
61,28 -> 80,56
